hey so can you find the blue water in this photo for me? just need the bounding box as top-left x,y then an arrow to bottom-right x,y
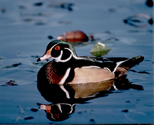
0,0 -> 153,124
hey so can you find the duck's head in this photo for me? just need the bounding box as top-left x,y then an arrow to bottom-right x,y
37,40 -> 77,63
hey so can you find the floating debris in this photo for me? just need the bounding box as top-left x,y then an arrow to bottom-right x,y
90,42 -> 110,57
34,2 -> 43,6
90,118 -> 95,123
24,116 -> 34,120
12,63 -> 22,67
56,30 -> 89,43
121,109 -> 129,113
48,2 -> 74,11
1,63 -> 22,69
145,0 -> 153,7
89,34 -> 95,41
125,100 -> 131,103
31,108 -> 38,112
2,80 -> 17,86
123,14 -> 153,28
48,35 -> 53,40
148,18 -> 153,24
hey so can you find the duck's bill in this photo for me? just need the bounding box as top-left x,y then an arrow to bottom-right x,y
37,53 -> 52,62
37,49 -> 52,62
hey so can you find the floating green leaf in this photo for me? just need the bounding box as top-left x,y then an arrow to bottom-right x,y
90,42 -> 110,57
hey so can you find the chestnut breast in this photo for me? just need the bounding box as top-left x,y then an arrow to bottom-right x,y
45,61 -> 67,84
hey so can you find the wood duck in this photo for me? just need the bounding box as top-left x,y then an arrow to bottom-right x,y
37,40 -> 144,85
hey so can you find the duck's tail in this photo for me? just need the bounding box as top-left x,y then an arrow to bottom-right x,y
113,56 -> 144,77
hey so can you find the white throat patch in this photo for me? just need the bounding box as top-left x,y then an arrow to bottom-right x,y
54,50 -> 63,62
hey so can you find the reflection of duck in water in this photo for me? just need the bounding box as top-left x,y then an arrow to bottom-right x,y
37,103 -> 75,121
37,79 -> 114,103
37,75 -> 143,121
37,79 -> 114,121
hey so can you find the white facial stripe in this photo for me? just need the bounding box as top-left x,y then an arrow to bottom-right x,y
54,50 -> 73,63
51,43 -> 60,50
60,48 -> 73,62
55,47 -> 82,63
51,114 -> 56,120
52,44 -> 85,62
61,54 -> 72,62
65,48 -> 84,60
52,46 -> 73,62
68,104 -> 75,114
57,104 -> 63,113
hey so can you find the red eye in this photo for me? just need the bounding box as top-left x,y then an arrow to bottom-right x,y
54,45 -> 60,50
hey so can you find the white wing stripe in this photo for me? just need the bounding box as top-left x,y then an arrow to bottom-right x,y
59,67 -> 71,84
60,85 -> 70,99
113,60 -> 126,73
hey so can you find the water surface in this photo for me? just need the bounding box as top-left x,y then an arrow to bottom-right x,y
0,0 -> 153,124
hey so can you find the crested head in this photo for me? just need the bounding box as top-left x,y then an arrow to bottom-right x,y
37,40 -> 78,63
